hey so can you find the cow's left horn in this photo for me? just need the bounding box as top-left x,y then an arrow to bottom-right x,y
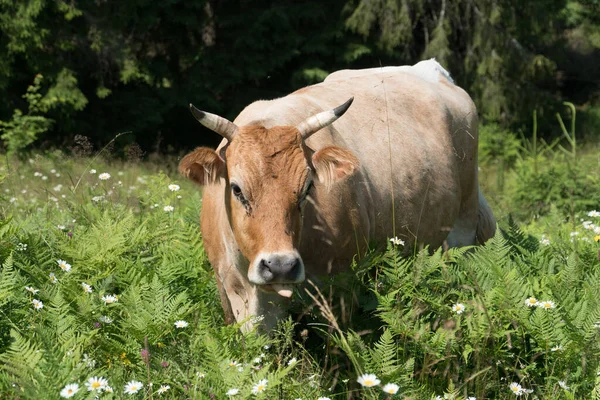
296,97 -> 354,139
189,104 -> 238,141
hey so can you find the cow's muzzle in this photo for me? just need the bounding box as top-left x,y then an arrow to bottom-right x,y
249,251 -> 305,296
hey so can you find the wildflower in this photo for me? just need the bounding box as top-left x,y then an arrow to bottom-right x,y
551,345 -> 563,352
25,286 -> 39,294
85,376 -> 108,392
594,235 -> 600,242
317,398 -> 331,400
558,381 -> 569,390
197,372 -> 205,378
49,272 -> 58,284
389,237 -> 405,246
168,184 -> 180,191
357,373 -> 380,387
227,360 -> 241,368
288,357 -> 297,366
525,297 -> 538,307
157,385 -> 170,394
226,388 -> 239,396
89,169 -> 97,174
177,195 -> 182,199
452,303 -> 466,314
83,353 -> 96,368
99,173 -> 111,180
382,383 -> 399,394
57,224 -> 66,230
252,379 -> 268,394
98,315 -> 113,324
16,243 -> 27,251
32,299 -> 44,310
163,205 -> 174,212
81,283 -> 93,293
102,294 -> 119,304
91,195 -> 104,202
53,184 -> 62,192
105,386 -> 113,393
42,175 -> 48,180
174,320 -> 188,328
34,172 -> 42,177
60,383 -> 79,398
57,259 -> 72,272
124,380 -> 143,394
509,382 -> 523,395
538,300 -> 556,310
539,236 -> 550,246
588,210 -> 600,217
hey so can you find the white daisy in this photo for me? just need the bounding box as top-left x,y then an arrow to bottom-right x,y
382,382 -> 399,394
49,272 -> 58,284
81,283 -> 93,293
174,320 -> 188,328
509,382 -> 523,396
157,385 -> 170,394
252,378 -> 268,394
102,294 -> 119,304
163,205 -> 174,212
452,303 -> 466,314
357,373 -> 380,387
389,237 -> 405,246
551,345 -> 563,352
558,381 -> 569,390
525,297 -> 538,307
227,360 -> 241,368
90,169 -> 97,174
226,388 -> 239,396
99,172 -> 111,180
32,299 -> 43,310
588,210 -> 600,217
25,286 -> 39,294
98,315 -> 113,324
538,300 -> 556,309
85,376 -> 108,392
124,380 -> 143,394
288,357 -> 297,365
57,259 -> 72,272
168,184 -> 180,191
60,383 -> 79,398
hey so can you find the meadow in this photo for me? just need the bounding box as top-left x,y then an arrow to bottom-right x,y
1,129 -> 600,399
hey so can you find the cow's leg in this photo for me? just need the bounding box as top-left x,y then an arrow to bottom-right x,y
446,187 -> 478,247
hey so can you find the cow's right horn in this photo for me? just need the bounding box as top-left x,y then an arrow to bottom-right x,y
190,104 -> 238,141
296,97 -> 354,139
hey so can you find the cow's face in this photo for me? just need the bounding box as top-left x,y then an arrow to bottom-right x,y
179,98 -> 358,298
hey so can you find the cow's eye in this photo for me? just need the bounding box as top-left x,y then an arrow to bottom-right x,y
231,183 -> 244,197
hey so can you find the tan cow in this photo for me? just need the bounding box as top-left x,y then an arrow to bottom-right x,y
179,59 -> 496,332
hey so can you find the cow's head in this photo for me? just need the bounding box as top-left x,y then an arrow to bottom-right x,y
179,98 -> 358,299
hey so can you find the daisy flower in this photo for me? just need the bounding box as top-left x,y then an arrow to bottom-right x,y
105,386 -> 113,393
25,286 -> 39,294
32,299 -> 44,310
389,237 -> 405,246
509,382 -> 523,396
90,169 -> 97,174
124,380 -> 143,394
227,360 -> 241,368
99,173 -> 111,180
85,376 -> 108,392
588,210 -> 600,217
538,300 -> 556,309
102,294 -> 119,304
288,357 -> 297,366
57,259 -> 72,272
551,345 -> 563,352
525,297 -> 538,307
60,383 -> 79,398
81,283 -> 93,293
452,303 -> 466,314
357,373 -> 380,387
226,388 -> 239,396
157,385 -> 170,394
49,272 -> 58,284
99,315 -> 113,323
174,320 -> 188,328
558,381 -> 569,390
252,379 -> 268,394
163,205 -> 174,212
382,383 -> 399,394
168,184 -> 180,191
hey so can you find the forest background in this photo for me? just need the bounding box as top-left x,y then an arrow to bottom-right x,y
1,0 -> 599,155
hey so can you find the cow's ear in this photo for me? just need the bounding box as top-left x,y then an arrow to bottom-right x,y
179,147 -> 225,185
312,146 -> 359,188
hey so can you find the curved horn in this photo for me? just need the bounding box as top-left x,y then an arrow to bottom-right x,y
296,97 -> 354,139
189,104 -> 238,141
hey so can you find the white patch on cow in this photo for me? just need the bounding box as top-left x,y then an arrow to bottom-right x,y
248,251 -> 305,284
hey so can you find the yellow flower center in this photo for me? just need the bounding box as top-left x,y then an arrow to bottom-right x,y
131,385 -> 137,390
92,382 -> 101,389
67,390 -> 73,394
364,380 -> 374,386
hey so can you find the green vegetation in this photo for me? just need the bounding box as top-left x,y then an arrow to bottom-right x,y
0,0 -> 599,152
0,115 -> 599,398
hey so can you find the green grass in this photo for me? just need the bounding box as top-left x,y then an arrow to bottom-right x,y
1,150 -> 600,399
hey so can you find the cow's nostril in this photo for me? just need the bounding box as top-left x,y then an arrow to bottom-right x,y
258,259 -> 273,281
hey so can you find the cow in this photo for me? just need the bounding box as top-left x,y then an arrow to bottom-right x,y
179,59 -> 496,332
